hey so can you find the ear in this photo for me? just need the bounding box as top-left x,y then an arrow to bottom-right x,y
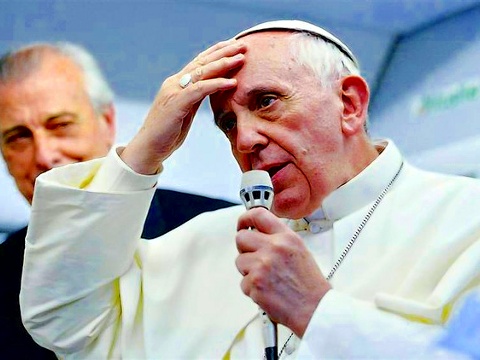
339,75 -> 369,136
98,103 -> 116,147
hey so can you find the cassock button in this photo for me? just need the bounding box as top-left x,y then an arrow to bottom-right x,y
284,342 -> 296,355
284,336 -> 297,355
308,223 -> 322,233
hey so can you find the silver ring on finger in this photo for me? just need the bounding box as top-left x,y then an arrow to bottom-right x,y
179,73 -> 193,89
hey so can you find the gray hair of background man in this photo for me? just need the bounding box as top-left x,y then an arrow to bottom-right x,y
0,41 -> 114,114
288,32 -> 368,130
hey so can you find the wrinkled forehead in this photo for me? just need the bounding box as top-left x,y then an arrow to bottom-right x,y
209,31 -> 301,109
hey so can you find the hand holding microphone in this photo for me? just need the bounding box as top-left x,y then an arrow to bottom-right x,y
239,170 -> 278,360
237,171 -> 331,348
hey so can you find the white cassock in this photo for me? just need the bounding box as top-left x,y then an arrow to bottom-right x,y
21,140 -> 480,359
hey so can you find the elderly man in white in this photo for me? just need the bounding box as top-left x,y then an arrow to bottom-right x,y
21,20 -> 480,359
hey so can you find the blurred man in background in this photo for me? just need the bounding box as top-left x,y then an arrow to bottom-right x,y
0,42 -> 234,358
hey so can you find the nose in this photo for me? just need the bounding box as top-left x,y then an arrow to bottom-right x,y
234,114 -> 268,154
33,134 -> 61,170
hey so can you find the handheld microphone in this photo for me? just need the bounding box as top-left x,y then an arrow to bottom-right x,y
240,170 -> 278,360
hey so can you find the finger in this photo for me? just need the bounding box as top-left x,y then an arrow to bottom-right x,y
236,253 -> 266,299
188,52 -> 244,85
237,207 -> 288,234
193,40 -> 233,65
235,251 -> 257,277
196,39 -> 236,60
187,40 -> 246,72
237,255 -> 273,303
239,275 -> 251,297
236,228 -> 265,254
170,56 -> 242,116
173,77 -> 238,110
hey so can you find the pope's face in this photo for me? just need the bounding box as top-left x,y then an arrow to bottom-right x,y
210,32 -> 350,219
0,53 -> 115,204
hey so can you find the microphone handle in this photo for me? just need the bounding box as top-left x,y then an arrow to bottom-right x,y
248,206 -> 278,360
261,308 -> 278,360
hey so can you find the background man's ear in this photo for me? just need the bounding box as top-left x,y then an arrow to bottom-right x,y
99,103 -> 117,147
340,75 -> 370,136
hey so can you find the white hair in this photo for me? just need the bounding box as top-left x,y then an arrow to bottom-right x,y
289,32 -> 361,89
289,32 -> 369,130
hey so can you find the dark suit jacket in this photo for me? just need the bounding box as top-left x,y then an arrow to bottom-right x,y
0,188 -> 236,359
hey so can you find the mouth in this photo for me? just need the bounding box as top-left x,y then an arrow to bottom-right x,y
266,165 -> 283,180
254,163 -> 285,182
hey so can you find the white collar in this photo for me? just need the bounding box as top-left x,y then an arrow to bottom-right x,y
305,139 -> 404,222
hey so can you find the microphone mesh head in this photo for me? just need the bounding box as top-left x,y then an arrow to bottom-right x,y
240,170 -> 274,210
240,170 -> 272,189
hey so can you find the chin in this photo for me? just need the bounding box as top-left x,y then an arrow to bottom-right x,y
272,191 -> 310,219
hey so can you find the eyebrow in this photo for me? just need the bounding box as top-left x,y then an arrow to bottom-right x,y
246,87 -> 275,98
44,111 -> 77,122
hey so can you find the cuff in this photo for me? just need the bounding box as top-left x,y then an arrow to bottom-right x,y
87,145 -> 160,192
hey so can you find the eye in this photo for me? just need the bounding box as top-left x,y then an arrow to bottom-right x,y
258,94 -> 277,109
47,120 -> 73,131
2,130 -> 32,151
45,114 -> 77,132
4,129 -> 31,145
217,116 -> 237,134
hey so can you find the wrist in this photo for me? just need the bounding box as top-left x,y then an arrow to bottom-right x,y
120,139 -> 165,175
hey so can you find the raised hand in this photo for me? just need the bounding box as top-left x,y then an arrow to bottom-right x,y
121,39 -> 246,175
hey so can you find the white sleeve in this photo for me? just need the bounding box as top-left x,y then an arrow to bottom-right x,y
20,146 -> 158,356
297,290 -> 447,359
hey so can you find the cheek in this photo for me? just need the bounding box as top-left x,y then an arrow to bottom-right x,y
274,165 -> 310,197
3,152 -> 30,175
231,150 -> 250,172
272,182 -> 312,218
274,162 -> 329,218
58,131 -> 107,159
